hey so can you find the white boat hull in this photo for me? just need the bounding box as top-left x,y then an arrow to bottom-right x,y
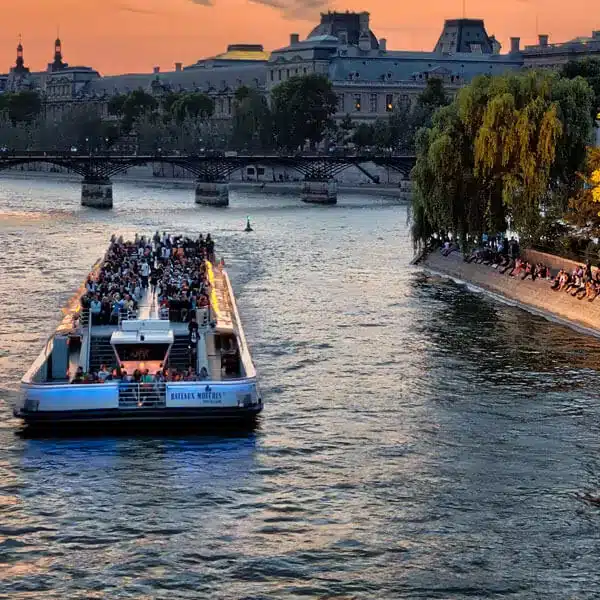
15,379 -> 262,425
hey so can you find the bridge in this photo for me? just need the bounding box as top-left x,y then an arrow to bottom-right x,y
0,152 -> 416,208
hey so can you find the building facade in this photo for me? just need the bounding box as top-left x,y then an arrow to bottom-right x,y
522,31 -> 600,69
266,14 -> 522,122
2,15 -> 600,127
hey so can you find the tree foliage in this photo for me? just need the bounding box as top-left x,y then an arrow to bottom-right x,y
412,70 -> 594,249
561,58 -> 600,119
231,86 -> 273,151
169,92 -> 214,124
0,91 -> 42,123
271,74 -> 337,150
564,147 -> 600,236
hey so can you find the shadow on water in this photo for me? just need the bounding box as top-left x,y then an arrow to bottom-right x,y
412,271 -> 600,375
15,417 -> 263,440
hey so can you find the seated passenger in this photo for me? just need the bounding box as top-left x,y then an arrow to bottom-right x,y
98,364 -> 110,382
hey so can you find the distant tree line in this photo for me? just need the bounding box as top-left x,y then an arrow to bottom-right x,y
0,74 -> 450,155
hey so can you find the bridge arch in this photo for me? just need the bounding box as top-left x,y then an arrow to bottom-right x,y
0,157 -> 90,178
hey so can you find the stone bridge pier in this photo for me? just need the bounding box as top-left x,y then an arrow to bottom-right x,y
81,177 -> 113,208
195,179 -> 229,207
301,179 -> 337,205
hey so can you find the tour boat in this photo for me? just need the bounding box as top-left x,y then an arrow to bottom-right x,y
14,240 -> 262,427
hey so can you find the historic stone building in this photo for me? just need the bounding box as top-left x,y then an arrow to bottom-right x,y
267,13 -> 522,122
0,37 -> 105,120
3,15 -> 600,127
521,31 -> 600,69
87,43 -> 268,122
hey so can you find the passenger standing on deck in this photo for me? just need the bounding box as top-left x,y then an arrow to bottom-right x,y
188,316 -> 199,339
140,260 -> 150,289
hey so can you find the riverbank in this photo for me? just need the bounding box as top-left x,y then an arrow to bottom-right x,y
0,170 -> 411,198
419,250 -> 600,338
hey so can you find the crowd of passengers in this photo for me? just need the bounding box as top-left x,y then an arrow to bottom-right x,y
71,364 -> 210,384
441,233 -> 600,301
80,231 -> 215,324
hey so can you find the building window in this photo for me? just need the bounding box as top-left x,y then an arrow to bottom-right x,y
386,94 -> 393,112
369,93 -> 377,113
286,69 -> 290,78
270,70 -> 274,81
278,70 -> 282,81
227,96 -> 232,114
337,94 -> 345,112
354,95 -> 361,112
303,67 -> 307,74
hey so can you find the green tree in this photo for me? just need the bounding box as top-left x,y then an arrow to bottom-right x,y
373,118 -> 392,149
411,78 -> 450,133
169,92 -> 214,124
231,86 -> 273,151
112,89 -> 158,132
565,146 -> 600,236
0,91 -> 42,123
351,123 -> 374,149
411,70 -> 593,249
561,58 -> 600,119
271,74 -> 337,151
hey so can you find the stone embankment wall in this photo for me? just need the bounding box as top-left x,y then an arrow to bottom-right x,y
522,248 -> 592,274
420,250 -> 600,336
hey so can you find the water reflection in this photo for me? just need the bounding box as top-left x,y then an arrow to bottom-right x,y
2,178 -> 600,598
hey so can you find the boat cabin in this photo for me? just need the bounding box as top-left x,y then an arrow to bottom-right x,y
110,319 -> 173,375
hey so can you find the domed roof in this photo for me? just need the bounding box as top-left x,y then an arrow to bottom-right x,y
213,44 -> 270,61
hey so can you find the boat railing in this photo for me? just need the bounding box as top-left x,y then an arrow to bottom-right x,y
118,382 -> 167,408
79,309 -> 90,329
117,309 -> 143,326
22,335 -> 55,384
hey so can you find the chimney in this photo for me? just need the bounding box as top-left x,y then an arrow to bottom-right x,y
538,34 -> 549,47
153,66 -> 160,74
358,11 -> 370,33
379,38 -> 387,52
175,62 -> 182,72
510,37 -> 520,53
290,33 -> 299,45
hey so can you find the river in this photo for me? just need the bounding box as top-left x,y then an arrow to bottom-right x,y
2,178 -> 600,599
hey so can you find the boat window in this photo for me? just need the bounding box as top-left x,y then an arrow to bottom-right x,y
114,343 -> 170,362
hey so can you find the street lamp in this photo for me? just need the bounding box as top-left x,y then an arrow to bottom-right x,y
85,137 -> 90,157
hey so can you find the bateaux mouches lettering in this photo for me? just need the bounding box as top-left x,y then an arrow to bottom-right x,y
170,391 -> 224,403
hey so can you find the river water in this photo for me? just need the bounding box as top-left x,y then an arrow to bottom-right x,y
2,178 -> 600,599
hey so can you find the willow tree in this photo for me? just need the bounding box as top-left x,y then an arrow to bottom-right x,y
412,104 -> 483,249
474,72 -> 563,240
411,70 -> 593,249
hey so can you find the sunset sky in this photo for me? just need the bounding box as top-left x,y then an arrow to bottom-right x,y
0,0 -> 598,75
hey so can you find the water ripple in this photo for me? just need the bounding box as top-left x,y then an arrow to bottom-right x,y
1,179 -> 600,598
